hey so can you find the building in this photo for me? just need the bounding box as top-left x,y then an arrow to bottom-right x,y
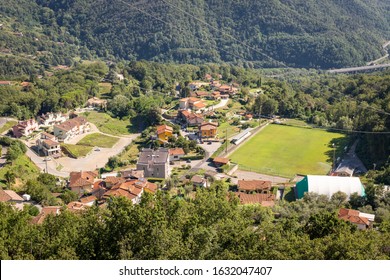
103,179 -> 145,204
338,208 -> 375,230
0,189 -> 24,203
211,91 -> 221,100
104,176 -> 126,188
156,124 -> 173,144
177,110 -> 204,127
295,175 -> 365,199
86,97 -> 107,110
238,180 -> 272,194
120,169 -> 145,179
0,81 -> 12,86
12,119 -> 39,138
179,97 -> 206,112
68,171 -> 99,197
191,175 -> 207,188
234,192 -> 275,206
53,116 -> 90,142
168,148 -> 185,161
36,133 -> 61,158
219,84 -> 239,95
199,122 -> 218,139
37,112 -> 68,127
136,148 -> 170,178
31,206 -> 61,224
213,157 -> 230,167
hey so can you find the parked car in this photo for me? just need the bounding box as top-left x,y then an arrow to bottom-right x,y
186,159 -> 191,163
95,148 -> 101,151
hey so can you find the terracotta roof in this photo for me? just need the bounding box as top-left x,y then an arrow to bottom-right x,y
79,195 -> 97,204
120,169 -> 144,179
188,97 -> 200,103
235,193 -> 275,205
238,180 -> 272,192
0,81 -> 11,85
156,124 -> 173,135
193,102 -> 206,109
145,182 -> 158,193
69,171 -> 98,188
195,91 -> 209,96
41,132 -> 56,139
180,110 -> 191,117
200,124 -> 217,131
0,189 -> 24,202
93,180 -> 106,190
191,175 -> 205,184
55,116 -> 88,132
212,91 -> 221,96
31,206 -> 61,224
169,148 -> 185,156
43,139 -> 60,146
105,176 -> 126,185
67,201 -> 88,212
20,81 -> 31,87
338,208 -> 370,226
213,157 -> 230,165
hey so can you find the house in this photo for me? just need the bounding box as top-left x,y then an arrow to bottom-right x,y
20,81 -> 31,88
86,97 -> 107,110
68,171 -> 99,197
67,201 -> 89,213
37,112 -> 68,127
188,81 -> 209,91
36,138 -> 61,158
338,208 -> 375,230
31,206 -> 61,224
12,119 -> 39,138
91,180 -> 107,200
177,110 -> 204,127
237,180 -> 272,194
210,80 -> 221,89
195,91 -> 209,98
168,148 -> 185,161
0,189 -> 24,203
219,84 -> 239,95
156,124 -> 173,144
204,74 -> 213,81
179,97 -> 206,112
120,169 -> 145,179
234,192 -> 275,206
244,114 -> 253,121
213,157 -> 230,167
79,195 -> 97,206
191,175 -> 206,188
295,175 -> 365,199
104,176 -> 126,188
103,179 -> 144,204
136,148 -> 170,179
199,122 -> 218,139
334,166 -> 354,177
211,91 -> 221,100
53,116 -> 90,142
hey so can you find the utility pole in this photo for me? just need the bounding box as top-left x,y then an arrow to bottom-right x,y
45,156 -> 48,174
332,143 -> 336,171
225,128 -> 228,154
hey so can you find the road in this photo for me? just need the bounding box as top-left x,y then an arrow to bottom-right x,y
327,63 -> 390,74
209,98 -> 229,110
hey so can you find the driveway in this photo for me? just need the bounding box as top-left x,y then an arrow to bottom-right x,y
210,98 -> 229,110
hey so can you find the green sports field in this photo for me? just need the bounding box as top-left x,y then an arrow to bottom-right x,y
230,124 -> 347,178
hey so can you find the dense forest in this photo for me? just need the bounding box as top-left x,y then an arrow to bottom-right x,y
0,0 -> 389,68
2,182 -> 390,260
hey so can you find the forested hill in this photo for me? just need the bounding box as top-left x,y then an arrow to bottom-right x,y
1,0 -> 390,68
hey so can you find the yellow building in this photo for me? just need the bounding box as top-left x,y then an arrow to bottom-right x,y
156,124 -> 173,144
199,122 -> 218,139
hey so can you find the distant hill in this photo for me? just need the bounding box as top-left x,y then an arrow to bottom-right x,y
1,0 -> 389,68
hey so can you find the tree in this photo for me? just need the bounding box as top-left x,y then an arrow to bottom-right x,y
60,190 -> 79,204
4,171 -> 16,188
330,191 -> 348,207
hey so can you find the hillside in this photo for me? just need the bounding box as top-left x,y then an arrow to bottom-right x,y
0,0 -> 389,68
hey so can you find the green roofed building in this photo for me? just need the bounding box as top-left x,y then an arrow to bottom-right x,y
295,175 -> 365,199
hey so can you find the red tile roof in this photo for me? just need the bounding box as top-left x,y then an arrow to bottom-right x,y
55,116 -> 88,132
169,148 -> 185,156
338,208 -> 370,226
69,171 -> 98,188
156,124 -> 173,135
79,195 -> 97,204
213,157 -> 230,165
237,180 -> 272,192
105,176 -> 126,185
31,206 -> 61,224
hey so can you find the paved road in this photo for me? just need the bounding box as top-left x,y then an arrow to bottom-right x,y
210,98 -> 229,110
327,63 -> 390,74
335,139 -> 367,174
25,147 -> 69,177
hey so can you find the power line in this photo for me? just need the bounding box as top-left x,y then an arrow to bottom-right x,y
160,0 -> 289,68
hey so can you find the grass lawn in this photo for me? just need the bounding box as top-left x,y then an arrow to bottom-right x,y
61,144 -> 93,158
218,121 -> 241,139
77,133 -> 118,148
0,120 -> 17,134
81,111 -> 136,135
98,82 -> 112,96
230,124 -> 347,178
0,154 -> 40,188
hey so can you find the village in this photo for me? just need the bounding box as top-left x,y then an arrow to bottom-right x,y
0,73 -> 380,230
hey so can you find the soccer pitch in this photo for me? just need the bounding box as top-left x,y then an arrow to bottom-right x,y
230,124 -> 347,178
